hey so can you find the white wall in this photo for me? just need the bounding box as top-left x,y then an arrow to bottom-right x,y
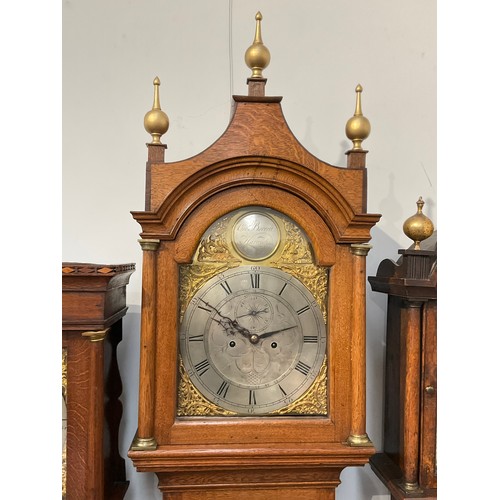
62,1 -> 436,498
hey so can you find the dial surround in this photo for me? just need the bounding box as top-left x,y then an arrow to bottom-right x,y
179,265 -> 326,415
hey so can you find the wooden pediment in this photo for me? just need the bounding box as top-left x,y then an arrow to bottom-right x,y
132,95 -> 380,245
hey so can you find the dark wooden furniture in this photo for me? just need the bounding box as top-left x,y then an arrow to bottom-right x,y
128,13 -> 381,499
368,233 -> 437,499
62,262 -> 135,499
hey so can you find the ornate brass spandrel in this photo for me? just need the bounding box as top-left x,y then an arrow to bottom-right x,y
275,219 -> 314,264
275,263 -> 328,323
272,218 -> 328,322
177,357 -> 237,417
177,355 -> 327,417
270,356 -> 327,416
179,262 -> 239,321
197,215 -> 240,264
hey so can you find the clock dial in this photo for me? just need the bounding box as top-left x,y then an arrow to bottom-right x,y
179,265 -> 326,415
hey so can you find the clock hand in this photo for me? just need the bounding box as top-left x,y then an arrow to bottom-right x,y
258,325 -> 297,339
235,307 -> 269,319
200,299 -> 253,340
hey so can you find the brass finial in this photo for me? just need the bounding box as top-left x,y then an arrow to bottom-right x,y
244,12 -> 271,79
144,77 -> 169,144
403,197 -> 435,250
345,84 -> 371,151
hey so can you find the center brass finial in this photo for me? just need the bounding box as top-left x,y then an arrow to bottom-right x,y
245,12 -> 271,79
345,84 -> 371,151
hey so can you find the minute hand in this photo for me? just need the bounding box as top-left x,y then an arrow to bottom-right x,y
259,325 -> 297,339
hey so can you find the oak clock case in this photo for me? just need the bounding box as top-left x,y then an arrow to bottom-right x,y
129,12 -> 381,499
178,208 -> 328,417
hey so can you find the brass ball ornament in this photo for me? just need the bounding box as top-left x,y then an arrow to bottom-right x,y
245,12 -> 271,79
403,197 -> 435,250
144,77 -> 169,144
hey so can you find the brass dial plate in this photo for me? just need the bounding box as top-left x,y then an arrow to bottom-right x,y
177,207 -> 329,416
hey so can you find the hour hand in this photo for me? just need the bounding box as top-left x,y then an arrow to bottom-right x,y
200,299 -> 252,339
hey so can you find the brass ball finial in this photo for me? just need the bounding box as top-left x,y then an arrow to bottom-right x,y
144,77 -> 169,144
345,84 -> 371,151
244,12 -> 271,79
403,197 -> 435,250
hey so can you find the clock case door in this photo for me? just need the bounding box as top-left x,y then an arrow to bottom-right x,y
129,92 -> 380,494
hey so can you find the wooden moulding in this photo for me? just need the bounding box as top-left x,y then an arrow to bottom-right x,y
62,262 -> 135,330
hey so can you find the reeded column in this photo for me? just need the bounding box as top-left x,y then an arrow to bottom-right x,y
132,238 -> 160,450
400,300 -> 424,493
347,243 -> 372,446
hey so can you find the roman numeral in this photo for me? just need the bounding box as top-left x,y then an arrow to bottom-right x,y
250,273 -> 260,288
295,360 -> 311,376
220,281 -> 232,295
189,334 -> 204,342
278,283 -> 288,296
278,384 -> 287,397
296,305 -> 310,315
194,359 -> 210,376
216,381 -> 230,398
303,335 -> 318,343
248,390 -> 256,405
198,304 -> 212,313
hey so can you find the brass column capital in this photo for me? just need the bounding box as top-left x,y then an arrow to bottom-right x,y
350,243 -> 372,256
138,238 -> 161,251
81,328 -> 109,342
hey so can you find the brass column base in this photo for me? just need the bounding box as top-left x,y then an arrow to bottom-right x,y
399,480 -> 423,495
130,434 -> 158,451
346,433 -> 373,447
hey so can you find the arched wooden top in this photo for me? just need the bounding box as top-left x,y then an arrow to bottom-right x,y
132,156 -> 380,249
133,96 -> 380,250
145,98 -> 373,215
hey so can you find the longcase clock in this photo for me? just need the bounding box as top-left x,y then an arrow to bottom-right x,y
368,199 -> 437,499
62,262 -> 135,499
129,13 -> 381,498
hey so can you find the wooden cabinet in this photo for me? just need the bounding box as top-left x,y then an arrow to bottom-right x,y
62,262 -> 135,499
368,234 -> 437,499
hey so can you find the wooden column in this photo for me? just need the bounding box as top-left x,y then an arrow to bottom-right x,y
400,300 -> 424,493
132,239 -> 160,450
145,143 -> 167,211
347,243 -> 372,446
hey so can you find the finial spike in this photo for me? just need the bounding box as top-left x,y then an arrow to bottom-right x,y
345,84 -> 371,151
245,12 -> 271,80
144,77 -> 169,145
